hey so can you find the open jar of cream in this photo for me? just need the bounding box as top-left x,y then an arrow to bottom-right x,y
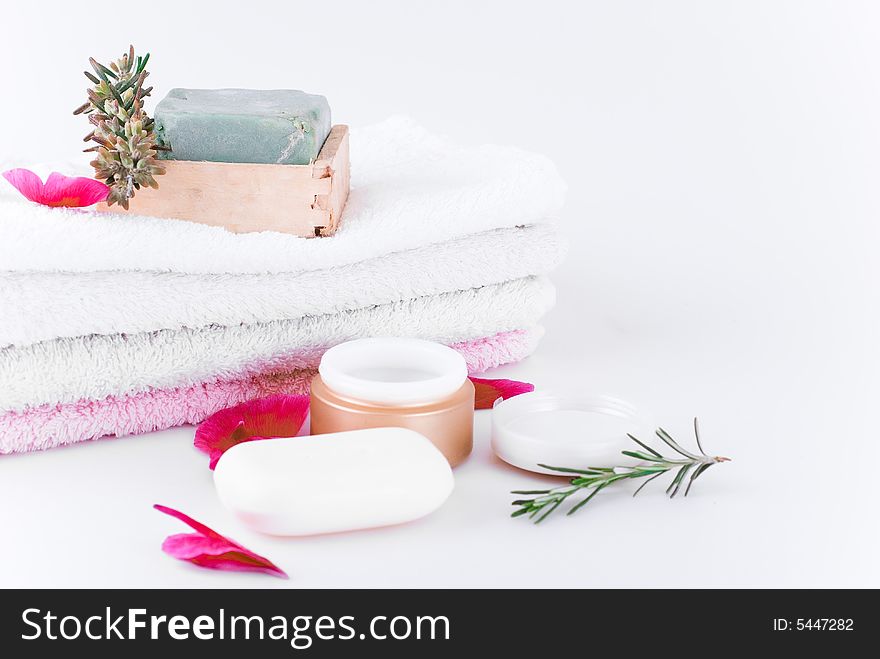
309,338 -> 475,466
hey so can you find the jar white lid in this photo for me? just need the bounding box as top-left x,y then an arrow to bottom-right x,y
491,393 -> 652,474
318,338 -> 468,406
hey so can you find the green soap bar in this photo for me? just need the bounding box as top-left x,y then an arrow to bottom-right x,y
155,88 -> 331,165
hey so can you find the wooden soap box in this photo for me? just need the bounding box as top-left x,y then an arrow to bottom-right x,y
97,124 -> 350,237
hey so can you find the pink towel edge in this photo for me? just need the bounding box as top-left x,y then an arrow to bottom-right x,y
0,328 -> 542,454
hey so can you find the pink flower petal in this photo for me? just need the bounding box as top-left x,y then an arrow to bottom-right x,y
2,168 -> 109,207
154,504 -> 287,578
469,376 -> 535,410
2,168 -> 45,203
41,172 -> 109,207
194,394 -> 310,470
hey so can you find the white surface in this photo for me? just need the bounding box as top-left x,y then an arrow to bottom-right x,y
1,0 -> 879,587
319,338 -> 468,405
214,428 -> 454,536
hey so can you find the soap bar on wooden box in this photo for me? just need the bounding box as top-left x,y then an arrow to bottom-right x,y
96,124 -> 350,237
155,88 -> 332,165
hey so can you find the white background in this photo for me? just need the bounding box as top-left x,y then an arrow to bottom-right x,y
1,0 -> 879,587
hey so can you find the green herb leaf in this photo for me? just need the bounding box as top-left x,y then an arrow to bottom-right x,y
510,418 -> 729,523
632,470 -> 666,497
627,433 -> 662,458
537,464 -> 604,476
77,47 -> 164,207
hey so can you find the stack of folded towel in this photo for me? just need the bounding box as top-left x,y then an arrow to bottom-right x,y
0,117 -> 566,453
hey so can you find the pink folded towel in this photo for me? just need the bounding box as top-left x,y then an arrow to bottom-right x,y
0,329 -> 540,454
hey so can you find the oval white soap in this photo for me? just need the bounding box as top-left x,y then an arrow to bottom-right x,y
213,427 -> 454,536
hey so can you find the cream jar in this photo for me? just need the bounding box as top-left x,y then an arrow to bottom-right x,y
309,338 -> 475,466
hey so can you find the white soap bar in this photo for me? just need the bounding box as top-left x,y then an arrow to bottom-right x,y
213,427 -> 454,536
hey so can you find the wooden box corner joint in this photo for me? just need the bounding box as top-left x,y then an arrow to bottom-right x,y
96,124 -> 351,237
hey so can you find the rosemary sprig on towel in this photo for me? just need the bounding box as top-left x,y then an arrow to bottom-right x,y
511,418 -> 730,523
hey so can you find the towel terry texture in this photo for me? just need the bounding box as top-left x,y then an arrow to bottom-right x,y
0,116 -> 566,453
0,116 -> 566,274
0,277 -> 554,412
0,329 -> 541,454
0,225 -> 564,347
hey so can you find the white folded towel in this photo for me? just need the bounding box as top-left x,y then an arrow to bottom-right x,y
0,224 -> 565,347
0,116 -> 565,454
0,276 -> 554,412
0,116 -> 566,275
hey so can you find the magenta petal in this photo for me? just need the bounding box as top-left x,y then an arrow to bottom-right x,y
2,168 -> 45,203
162,532 -> 235,559
2,168 -> 109,207
154,503 -> 230,541
470,376 -> 535,410
194,394 -> 310,470
186,551 -> 289,576
41,172 -> 109,207
154,505 -> 287,578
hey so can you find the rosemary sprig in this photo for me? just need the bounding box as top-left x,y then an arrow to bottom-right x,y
511,418 -> 730,523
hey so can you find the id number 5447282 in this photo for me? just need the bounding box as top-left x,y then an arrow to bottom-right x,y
773,619 -> 854,631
